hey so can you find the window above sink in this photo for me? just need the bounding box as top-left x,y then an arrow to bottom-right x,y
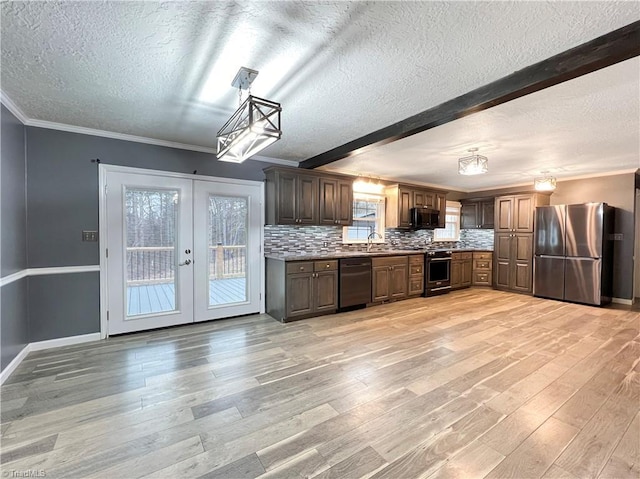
343,192 -> 385,244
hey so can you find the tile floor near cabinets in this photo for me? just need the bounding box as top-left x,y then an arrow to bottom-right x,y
1,289 -> 639,478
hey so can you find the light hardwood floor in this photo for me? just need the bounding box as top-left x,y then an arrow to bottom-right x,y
1,289 -> 638,478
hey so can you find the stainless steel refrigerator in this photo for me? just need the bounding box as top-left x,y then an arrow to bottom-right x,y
533,203 -> 614,306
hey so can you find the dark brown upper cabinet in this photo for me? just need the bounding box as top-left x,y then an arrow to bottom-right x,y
319,177 -> 353,226
461,198 -> 494,229
265,167 -> 353,226
494,194 -> 550,233
385,184 -> 447,229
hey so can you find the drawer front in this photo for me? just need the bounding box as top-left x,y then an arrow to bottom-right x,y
410,263 -> 424,276
473,271 -> 492,285
409,278 -> 424,295
286,262 -> 314,274
372,256 -> 408,268
473,259 -> 492,270
452,252 -> 472,260
314,260 -> 338,272
409,254 -> 424,265
473,252 -> 493,260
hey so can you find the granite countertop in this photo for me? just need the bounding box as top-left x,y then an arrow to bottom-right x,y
265,248 -> 493,261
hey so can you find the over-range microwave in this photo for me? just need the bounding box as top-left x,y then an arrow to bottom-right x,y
409,207 -> 440,230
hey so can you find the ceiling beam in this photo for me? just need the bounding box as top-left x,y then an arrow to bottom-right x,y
300,20 -> 640,170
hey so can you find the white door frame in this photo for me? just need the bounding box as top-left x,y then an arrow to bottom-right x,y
99,164 -> 265,339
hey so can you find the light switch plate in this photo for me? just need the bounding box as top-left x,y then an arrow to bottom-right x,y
82,230 -> 98,242
609,233 -> 623,241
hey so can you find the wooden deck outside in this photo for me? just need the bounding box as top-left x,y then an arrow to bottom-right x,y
127,278 -> 246,316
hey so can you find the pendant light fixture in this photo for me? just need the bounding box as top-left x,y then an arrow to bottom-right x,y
458,148 -> 488,175
534,171 -> 557,191
216,67 -> 282,163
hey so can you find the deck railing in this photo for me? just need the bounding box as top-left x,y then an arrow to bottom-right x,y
126,244 -> 246,284
126,246 -> 175,285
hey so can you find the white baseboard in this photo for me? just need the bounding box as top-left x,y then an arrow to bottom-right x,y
0,344 -> 31,385
30,333 -> 102,351
1,333 -> 102,384
612,297 -> 633,306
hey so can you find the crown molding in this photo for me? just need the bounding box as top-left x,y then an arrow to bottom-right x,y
0,91 -> 298,167
0,90 -> 28,124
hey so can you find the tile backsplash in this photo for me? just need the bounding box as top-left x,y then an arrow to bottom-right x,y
264,225 -> 494,255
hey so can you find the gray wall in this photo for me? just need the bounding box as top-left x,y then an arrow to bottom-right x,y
1,105 -> 29,370
25,127 -> 272,340
28,273 -> 100,342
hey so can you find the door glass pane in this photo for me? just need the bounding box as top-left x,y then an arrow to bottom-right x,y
125,188 -> 178,316
208,195 -> 248,306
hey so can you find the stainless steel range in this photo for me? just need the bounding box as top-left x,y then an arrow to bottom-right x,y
424,250 -> 452,296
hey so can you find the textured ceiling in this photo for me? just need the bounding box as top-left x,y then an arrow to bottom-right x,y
321,57 -> 640,191
1,1 -> 639,185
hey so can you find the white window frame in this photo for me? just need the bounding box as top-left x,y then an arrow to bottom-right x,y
342,192 -> 386,244
433,201 -> 461,242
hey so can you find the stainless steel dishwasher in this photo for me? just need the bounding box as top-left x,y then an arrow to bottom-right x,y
339,257 -> 372,309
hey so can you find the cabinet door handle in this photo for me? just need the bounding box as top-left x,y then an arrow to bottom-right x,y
300,266 -> 304,271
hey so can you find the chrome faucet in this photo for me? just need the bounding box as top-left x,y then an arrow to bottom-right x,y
367,231 -> 383,252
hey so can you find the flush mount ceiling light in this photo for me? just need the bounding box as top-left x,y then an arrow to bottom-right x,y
458,148 -> 489,175
534,171 -> 557,191
216,67 -> 282,163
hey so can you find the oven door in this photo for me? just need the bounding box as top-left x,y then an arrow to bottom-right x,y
427,257 -> 451,288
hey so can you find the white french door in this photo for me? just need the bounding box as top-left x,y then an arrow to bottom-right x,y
193,180 -> 262,322
104,168 -> 262,335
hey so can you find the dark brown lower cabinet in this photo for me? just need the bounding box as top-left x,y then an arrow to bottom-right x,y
451,252 -> 472,290
472,252 -> 493,286
286,272 -> 313,316
372,256 -> 408,302
266,258 -> 338,322
494,233 -> 533,293
314,270 -> 339,312
408,255 -> 424,296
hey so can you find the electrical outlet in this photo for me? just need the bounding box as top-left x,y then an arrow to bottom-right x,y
322,241 -> 329,247
82,230 -> 98,242
610,233 -> 623,241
